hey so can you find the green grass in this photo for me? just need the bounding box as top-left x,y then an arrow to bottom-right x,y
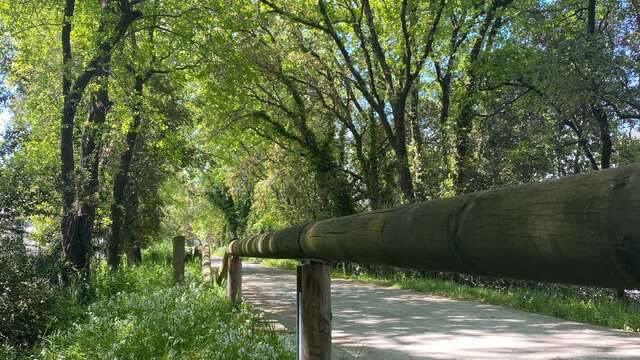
212,246 -> 226,257
260,258 -> 298,270
259,259 -> 640,332
16,242 -> 294,360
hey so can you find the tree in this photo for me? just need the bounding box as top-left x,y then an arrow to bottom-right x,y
259,0 -> 446,202
59,0 -> 141,280
1,0 -> 638,307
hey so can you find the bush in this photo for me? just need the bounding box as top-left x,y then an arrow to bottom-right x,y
33,242 -> 295,359
0,230 -> 70,349
38,284 -> 294,359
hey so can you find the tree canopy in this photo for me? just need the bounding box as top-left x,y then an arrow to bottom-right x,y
0,0 -> 638,282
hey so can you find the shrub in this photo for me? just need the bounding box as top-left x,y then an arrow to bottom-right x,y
38,284 -> 294,359
0,230 -> 66,348
33,242 -> 295,359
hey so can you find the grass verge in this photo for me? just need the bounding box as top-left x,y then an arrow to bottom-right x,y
259,258 -> 640,332
9,242 -> 294,360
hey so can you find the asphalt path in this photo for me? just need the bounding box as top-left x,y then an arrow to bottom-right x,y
214,259 -> 640,359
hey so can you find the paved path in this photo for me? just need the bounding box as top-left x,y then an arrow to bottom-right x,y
216,259 -> 640,359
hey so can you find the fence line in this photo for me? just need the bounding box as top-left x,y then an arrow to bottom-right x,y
211,164 -> 640,360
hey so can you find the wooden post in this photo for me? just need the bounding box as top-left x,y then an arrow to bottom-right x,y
201,242 -> 212,283
227,256 -> 242,303
172,235 -> 185,285
297,261 -> 331,360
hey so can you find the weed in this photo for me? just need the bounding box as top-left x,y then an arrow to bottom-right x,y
25,242 -> 294,359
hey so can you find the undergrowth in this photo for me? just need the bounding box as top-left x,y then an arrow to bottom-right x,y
5,242 -> 294,360
260,258 -> 297,270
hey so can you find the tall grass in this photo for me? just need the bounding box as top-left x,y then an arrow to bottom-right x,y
21,242 -> 294,360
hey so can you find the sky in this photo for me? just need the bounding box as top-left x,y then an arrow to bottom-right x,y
0,70 -> 10,133
0,106 -> 11,133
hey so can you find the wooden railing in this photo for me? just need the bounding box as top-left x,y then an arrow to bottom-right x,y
211,164 -> 640,360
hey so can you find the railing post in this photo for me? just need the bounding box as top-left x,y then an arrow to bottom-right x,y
172,235 -> 185,285
227,256 -> 242,304
201,242 -> 212,283
297,261 -> 331,360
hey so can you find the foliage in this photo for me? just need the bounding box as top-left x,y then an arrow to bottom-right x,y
1,0 -> 637,254
204,178 -> 252,240
39,283 -> 294,359
260,258 -> 298,270
0,124 -> 58,218
0,226 -> 79,349
0,0 -> 639,355
7,242 -> 294,359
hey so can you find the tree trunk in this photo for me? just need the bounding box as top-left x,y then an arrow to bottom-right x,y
107,76 -> 143,270
387,98 -> 416,203
438,69 -> 452,126
125,242 -> 142,266
58,0 -> 141,280
454,103 -> 474,194
408,82 -> 423,197
60,0 -> 79,279
387,107 -> 415,203
594,102 -> 612,170
409,82 -> 423,155
173,236 -> 185,285
77,82 -> 109,279
119,182 -> 142,266
587,0 -> 597,35
366,123 -> 382,210
453,79 -> 480,194
435,62 -> 457,195
396,147 -> 415,202
344,111 -> 382,210
60,76 -> 109,282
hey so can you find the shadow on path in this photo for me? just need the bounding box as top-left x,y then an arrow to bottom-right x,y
214,259 -> 640,359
